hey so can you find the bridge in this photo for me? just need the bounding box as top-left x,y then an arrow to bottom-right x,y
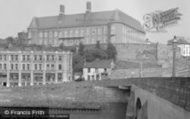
0,77 -> 190,119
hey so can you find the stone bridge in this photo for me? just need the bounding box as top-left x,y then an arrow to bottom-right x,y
94,77 -> 190,119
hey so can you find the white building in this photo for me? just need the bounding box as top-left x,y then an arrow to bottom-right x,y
178,44 -> 190,57
0,45 -> 72,87
83,59 -> 114,81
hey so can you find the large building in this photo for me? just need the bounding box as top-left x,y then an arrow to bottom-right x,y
28,2 -> 145,47
0,46 -> 72,87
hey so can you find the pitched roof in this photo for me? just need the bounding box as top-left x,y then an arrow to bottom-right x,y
29,9 -> 145,33
84,59 -> 113,68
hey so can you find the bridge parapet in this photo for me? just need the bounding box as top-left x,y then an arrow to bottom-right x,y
126,77 -> 190,111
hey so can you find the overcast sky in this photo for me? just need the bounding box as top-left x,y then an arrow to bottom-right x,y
0,0 -> 189,43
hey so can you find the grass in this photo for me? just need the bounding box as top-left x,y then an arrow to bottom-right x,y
0,80 -> 127,108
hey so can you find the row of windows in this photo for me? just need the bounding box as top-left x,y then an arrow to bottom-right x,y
37,35 -> 108,46
9,64 -> 63,71
37,26 -> 107,38
0,55 -> 64,61
87,68 -> 107,73
111,24 -> 144,37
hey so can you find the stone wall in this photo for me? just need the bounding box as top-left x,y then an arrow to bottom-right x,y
114,43 -> 157,61
110,68 -> 162,79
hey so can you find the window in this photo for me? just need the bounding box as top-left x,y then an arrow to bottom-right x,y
3,55 -> 6,60
39,32 -> 43,38
86,28 -> 90,35
0,55 -> 2,60
54,31 -> 58,37
88,68 -> 90,73
59,56 -> 62,61
11,55 -> 14,61
47,64 -> 50,69
51,64 -> 54,69
34,55 -> 37,61
4,64 -> 6,70
75,29 -> 79,36
15,55 -> 18,61
15,64 -> 18,70
39,64 -> 42,70
0,64 -> 2,69
22,64 -> 25,70
59,64 -> 62,70
65,31 -> 68,37
27,55 -> 30,61
47,55 -> 50,61
22,55 -> 25,61
59,32 -> 63,38
52,55 -> 55,61
80,29 -> 84,36
58,73 -> 62,81
27,64 -> 30,70
98,28 -> 102,35
11,64 -> 14,70
39,55 -> 42,61
111,25 -> 116,34
35,64 -> 38,70
92,28 -> 96,35
70,30 -> 73,37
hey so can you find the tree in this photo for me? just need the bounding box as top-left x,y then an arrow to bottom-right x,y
5,37 -> 15,44
93,48 -> 108,60
95,41 -> 100,49
78,42 -> 85,56
59,43 -> 65,50
106,42 -> 117,60
70,46 -> 77,53
73,53 -> 84,73
84,49 -> 96,62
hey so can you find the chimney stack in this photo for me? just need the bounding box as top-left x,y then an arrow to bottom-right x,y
86,1 -> 92,13
59,5 -> 65,16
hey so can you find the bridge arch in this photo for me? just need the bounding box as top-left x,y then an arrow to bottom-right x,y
135,97 -> 142,119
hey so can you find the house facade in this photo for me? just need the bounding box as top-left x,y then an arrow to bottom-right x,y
83,59 -> 114,81
28,2 -> 145,47
0,46 -> 72,87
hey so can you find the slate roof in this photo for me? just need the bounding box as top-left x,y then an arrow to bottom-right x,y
84,59 -> 113,68
29,9 -> 145,33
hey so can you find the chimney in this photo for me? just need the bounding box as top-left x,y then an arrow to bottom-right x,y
59,5 -> 65,16
86,1 -> 91,13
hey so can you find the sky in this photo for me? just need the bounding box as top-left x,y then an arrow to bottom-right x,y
0,0 -> 189,43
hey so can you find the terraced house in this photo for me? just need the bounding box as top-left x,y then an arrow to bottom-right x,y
28,2 -> 145,47
0,46 -> 72,87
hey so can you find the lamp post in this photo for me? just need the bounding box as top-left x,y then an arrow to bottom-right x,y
172,36 -> 177,77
